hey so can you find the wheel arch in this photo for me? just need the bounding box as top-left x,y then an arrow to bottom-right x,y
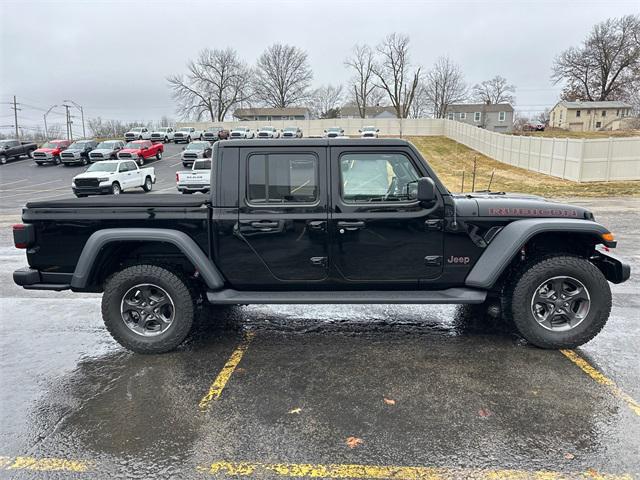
465,219 -> 612,289
70,228 -> 225,291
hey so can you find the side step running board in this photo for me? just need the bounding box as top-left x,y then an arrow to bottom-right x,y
207,288 -> 487,305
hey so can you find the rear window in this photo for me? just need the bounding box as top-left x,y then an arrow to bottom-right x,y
247,153 -> 317,204
194,160 -> 212,170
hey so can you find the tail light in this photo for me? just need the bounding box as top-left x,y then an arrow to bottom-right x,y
13,223 -> 35,249
176,173 -> 179,182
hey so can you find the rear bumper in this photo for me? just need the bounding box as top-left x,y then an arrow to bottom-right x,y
13,267 -> 71,291
177,185 -> 209,193
593,246 -> 631,284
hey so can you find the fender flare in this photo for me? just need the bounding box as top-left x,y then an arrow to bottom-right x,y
70,228 -> 225,290
465,219 -> 610,289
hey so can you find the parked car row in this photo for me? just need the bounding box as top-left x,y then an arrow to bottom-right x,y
0,139 -> 38,165
124,126 -> 230,144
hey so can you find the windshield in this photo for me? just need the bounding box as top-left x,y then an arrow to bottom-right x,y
130,128 -> 143,133
328,128 -> 341,132
284,127 -> 297,132
86,162 -> 118,172
362,126 -> 376,131
261,127 -> 275,131
124,142 -> 142,149
193,160 -> 212,170
186,143 -> 206,150
97,141 -> 118,149
178,128 -> 191,132
40,142 -> 61,149
68,141 -> 89,149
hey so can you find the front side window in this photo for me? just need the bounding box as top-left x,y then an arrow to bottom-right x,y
248,153 -> 317,204
340,153 -> 420,203
474,112 -> 481,122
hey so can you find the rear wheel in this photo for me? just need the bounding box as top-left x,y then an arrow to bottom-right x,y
506,255 -> 611,349
156,151 -> 162,160
142,176 -> 153,192
138,157 -> 145,166
0,155 -> 6,165
111,182 -> 121,195
101,264 -> 195,354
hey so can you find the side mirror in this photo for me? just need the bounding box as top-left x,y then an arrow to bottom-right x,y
417,177 -> 436,203
358,129 -> 362,133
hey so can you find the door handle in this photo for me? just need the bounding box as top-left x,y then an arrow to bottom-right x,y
250,221 -> 279,229
337,220 -> 365,231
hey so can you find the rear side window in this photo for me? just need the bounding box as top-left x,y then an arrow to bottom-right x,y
248,153 -> 317,204
340,152 -> 420,203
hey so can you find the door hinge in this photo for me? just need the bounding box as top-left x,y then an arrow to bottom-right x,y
425,219 -> 443,230
424,255 -> 442,266
310,256 -> 327,267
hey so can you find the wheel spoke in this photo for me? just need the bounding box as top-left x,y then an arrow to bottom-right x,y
530,275 -> 590,332
120,283 -> 175,337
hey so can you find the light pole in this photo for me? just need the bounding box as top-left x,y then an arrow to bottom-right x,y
64,99 -> 85,138
43,104 -> 58,140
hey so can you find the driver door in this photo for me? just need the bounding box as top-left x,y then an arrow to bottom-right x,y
329,146 -> 445,286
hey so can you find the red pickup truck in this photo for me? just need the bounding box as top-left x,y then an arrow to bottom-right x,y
117,140 -> 163,166
32,139 -> 73,166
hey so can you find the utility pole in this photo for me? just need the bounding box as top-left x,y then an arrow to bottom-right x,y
62,104 -> 73,140
11,96 -> 21,140
64,99 -> 85,138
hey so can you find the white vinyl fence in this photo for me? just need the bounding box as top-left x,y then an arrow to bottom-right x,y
179,118 -> 640,182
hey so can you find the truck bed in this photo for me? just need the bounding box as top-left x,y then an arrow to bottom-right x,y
26,194 -> 209,209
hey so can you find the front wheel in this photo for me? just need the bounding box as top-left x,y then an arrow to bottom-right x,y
111,182 -> 121,195
507,255 -> 611,349
187,136 -> 191,143
101,264 -> 195,354
0,155 -> 6,165
81,157 -> 88,166
54,156 -> 61,165
142,176 -> 153,192
138,157 -> 145,166
156,151 -> 162,160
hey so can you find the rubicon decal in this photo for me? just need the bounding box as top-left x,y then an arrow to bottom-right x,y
488,207 -> 579,217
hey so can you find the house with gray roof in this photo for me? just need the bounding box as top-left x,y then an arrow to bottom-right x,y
233,107 -> 310,121
549,100 -> 632,131
445,103 -> 514,132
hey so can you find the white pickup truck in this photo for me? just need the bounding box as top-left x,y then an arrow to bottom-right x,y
72,159 -> 156,197
175,158 -> 211,194
173,127 -> 204,143
124,127 -> 151,142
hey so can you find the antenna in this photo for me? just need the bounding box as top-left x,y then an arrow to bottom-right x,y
460,170 -> 465,193
471,157 -> 477,192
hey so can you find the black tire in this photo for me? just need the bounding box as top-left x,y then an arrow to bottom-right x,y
182,190 -> 193,194
0,155 -> 6,165
75,194 -> 87,198
36,161 -> 43,166
142,176 -> 153,192
187,136 -> 191,143
54,156 -> 61,165
101,264 -> 195,354
28,150 -> 33,159
164,136 -> 168,143
156,151 -> 162,160
138,157 -> 145,166
111,182 -> 121,195
81,157 -> 88,166
506,255 -> 611,349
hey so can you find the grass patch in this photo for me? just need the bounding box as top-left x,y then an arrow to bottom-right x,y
510,128 -> 640,139
408,136 -> 640,198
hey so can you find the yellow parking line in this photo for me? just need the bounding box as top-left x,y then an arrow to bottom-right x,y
0,455 -> 90,472
196,461 -> 633,479
561,349 -> 640,416
199,331 -> 255,410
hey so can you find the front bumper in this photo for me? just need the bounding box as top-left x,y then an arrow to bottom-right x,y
72,185 -> 113,195
13,267 -> 71,291
61,156 -> 85,164
593,246 -> 631,284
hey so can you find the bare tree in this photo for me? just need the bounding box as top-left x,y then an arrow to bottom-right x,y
472,75 -> 516,104
535,108 -> 551,126
167,48 -> 251,121
310,84 -> 344,118
372,33 -> 422,118
409,82 -> 430,118
552,14 -> 640,101
252,44 -> 313,108
344,44 -> 379,118
423,56 -> 467,118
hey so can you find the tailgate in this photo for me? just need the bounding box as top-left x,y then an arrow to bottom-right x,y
178,173 -> 209,184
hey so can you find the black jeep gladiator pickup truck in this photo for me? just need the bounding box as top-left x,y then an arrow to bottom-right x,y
12,139 -> 630,353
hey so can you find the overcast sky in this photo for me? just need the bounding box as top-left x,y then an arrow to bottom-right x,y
1,0 -> 638,134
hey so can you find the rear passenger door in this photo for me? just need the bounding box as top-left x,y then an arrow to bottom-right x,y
237,147 -> 329,283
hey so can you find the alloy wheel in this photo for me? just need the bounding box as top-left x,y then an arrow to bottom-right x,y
120,283 -> 175,336
530,276 -> 591,331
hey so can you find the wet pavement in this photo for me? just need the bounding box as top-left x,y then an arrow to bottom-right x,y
0,198 -> 639,479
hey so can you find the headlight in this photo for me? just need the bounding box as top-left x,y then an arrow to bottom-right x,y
97,177 -> 109,182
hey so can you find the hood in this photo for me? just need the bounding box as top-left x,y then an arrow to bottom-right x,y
34,147 -> 59,153
74,170 -> 115,180
90,148 -> 114,155
120,147 -> 142,154
458,192 -> 592,220
63,148 -> 84,154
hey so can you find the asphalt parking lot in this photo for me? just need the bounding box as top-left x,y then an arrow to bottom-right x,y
0,142 -> 191,210
0,154 -> 639,479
